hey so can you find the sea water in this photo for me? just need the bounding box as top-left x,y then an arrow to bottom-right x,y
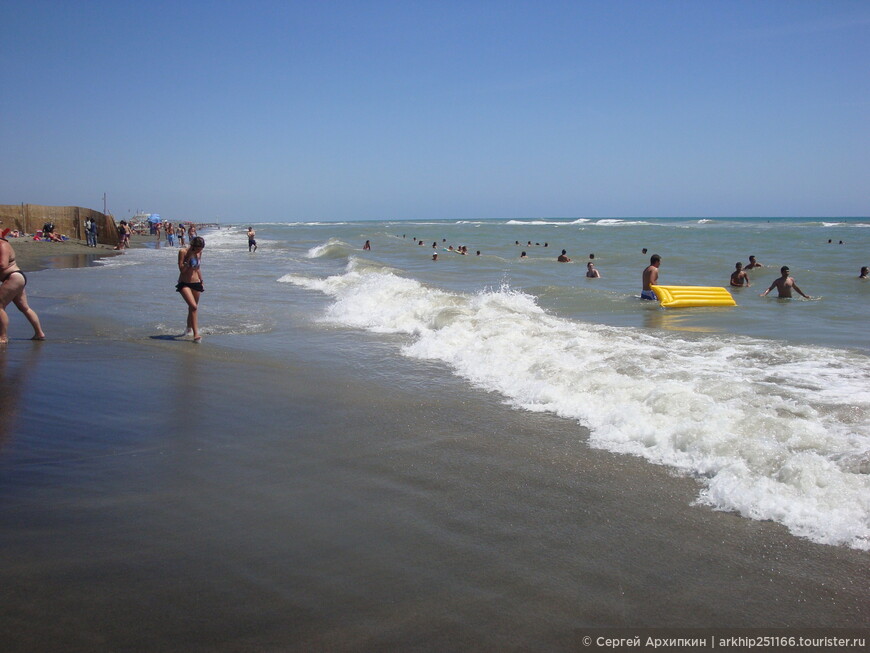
35,217 -> 870,550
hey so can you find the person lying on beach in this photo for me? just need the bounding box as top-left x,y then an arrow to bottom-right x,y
0,230 -> 46,343
760,266 -> 810,299
557,249 -> 571,262
730,262 -> 750,287
641,254 -> 661,300
586,262 -> 601,278
176,236 -> 205,342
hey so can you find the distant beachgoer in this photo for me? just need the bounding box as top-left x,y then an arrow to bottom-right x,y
641,248 -> 647,255
745,255 -> 763,270
515,241 -> 520,245
247,227 -> 258,252
0,231 -> 46,343
432,242 -> 437,248
432,253 -> 438,261
187,225 -> 197,240
544,243 -> 548,247
860,266 -> 868,279
176,236 -> 206,342
177,225 -> 186,248
476,251 -> 480,256
114,221 -> 130,250
166,222 -> 175,246
641,254 -> 661,300
760,266 -> 810,299
586,262 -> 601,278
520,251 -> 527,259
730,262 -> 750,287
557,249 -> 571,262
155,222 -> 163,242
363,239 -> 371,251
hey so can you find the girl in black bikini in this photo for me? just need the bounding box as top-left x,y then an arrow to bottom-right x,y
176,236 -> 205,342
0,230 -> 46,343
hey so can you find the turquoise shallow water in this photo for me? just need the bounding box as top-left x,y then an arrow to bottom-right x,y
264,216 -> 870,351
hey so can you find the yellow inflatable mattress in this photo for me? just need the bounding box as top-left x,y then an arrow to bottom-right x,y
650,285 -> 737,308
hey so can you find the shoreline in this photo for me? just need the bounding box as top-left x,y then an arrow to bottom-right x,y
8,233 -> 157,273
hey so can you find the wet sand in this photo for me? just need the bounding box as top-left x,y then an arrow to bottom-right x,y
7,235 -> 154,273
0,302 -> 867,651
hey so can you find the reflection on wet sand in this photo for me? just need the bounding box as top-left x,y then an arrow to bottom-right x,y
0,345 -> 42,451
41,253 -> 106,269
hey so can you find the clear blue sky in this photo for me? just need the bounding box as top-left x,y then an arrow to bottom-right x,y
2,0 -> 868,222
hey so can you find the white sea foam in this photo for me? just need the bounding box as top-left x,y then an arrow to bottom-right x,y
284,262 -> 870,550
593,219 -> 653,226
306,238 -> 353,259
505,220 -> 568,226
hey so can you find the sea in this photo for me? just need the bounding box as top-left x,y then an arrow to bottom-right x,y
1,216 -> 868,648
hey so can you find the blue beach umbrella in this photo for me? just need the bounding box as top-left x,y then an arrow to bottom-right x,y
148,214 -> 162,223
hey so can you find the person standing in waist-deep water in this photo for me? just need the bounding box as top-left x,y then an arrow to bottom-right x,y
247,226 -> 257,252
641,254 -> 661,300
760,266 -> 811,299
0,228 -> 46,343
730,262 -> 751,287
176,236 -> 205,343
363,239 -> 371,250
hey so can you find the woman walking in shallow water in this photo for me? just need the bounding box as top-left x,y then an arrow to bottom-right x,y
176,236 -> 205,342
0,229 -> 46,343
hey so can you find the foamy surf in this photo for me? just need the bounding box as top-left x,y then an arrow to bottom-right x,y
284,262 -> 870,550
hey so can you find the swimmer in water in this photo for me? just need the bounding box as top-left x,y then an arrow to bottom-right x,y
586,262 -> 601,278
760,266 -> 810,299
730,262 -> 750,287
745,255 -> 763,270
641,254 -> 661,300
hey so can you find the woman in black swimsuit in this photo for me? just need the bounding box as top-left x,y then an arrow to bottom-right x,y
176,236 -> 205,342
0,231 -> 46,343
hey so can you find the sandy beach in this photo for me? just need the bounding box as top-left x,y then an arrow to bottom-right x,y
6,234 -> 156,273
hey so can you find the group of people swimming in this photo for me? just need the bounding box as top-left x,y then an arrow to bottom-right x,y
642,252 -> 818,300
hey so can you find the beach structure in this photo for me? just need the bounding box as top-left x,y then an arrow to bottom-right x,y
0,203 -> 120,246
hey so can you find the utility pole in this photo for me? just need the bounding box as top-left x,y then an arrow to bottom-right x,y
103,193 -> 107,215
